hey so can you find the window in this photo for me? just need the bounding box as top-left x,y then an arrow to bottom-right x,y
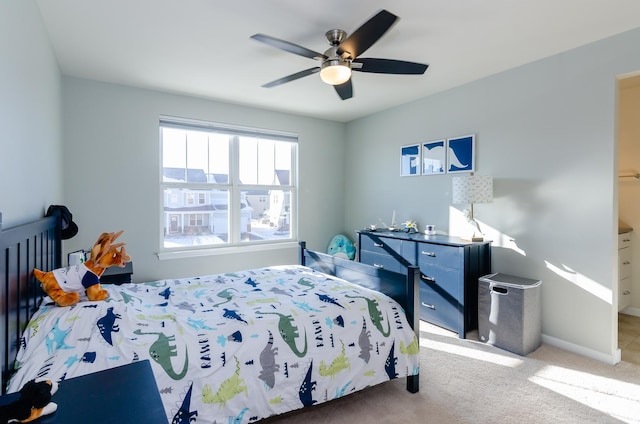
160,117 -> 297,251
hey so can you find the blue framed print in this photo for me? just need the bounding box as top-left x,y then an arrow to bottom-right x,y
447,134 -> 475,173
400,144 -> 421,176
422,139 -> 446,175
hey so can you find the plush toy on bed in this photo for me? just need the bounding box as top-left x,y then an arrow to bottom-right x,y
33,230 -> 131,307
0,379 -> 58,423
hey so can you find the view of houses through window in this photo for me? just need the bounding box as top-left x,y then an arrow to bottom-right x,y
160,118 -> 297,250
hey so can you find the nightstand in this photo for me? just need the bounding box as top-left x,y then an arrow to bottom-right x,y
100,262 -> 133,284
37,360 -> 166,423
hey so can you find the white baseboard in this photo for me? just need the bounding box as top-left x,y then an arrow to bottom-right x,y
620,306 -> 640,317
541,334 -> 620,365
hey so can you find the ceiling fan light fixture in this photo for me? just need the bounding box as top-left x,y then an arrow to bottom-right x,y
253,10 -> 426,99
320,59 -> 351,85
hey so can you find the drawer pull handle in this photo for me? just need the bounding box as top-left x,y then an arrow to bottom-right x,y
422,302 -> 435,310
421,275 -> 435,282
421,251 -> 436,257
623,238 -> 631,242
373,242 -> 384,248
623,290 -> 631,295
373,263 -> 384,269
623,261 -> 631,265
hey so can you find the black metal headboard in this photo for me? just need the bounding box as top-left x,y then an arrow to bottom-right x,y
0,215 -> 61,393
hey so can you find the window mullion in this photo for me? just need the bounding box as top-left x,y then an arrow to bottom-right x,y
183,131 -> 188,181
229,135 -> 241,244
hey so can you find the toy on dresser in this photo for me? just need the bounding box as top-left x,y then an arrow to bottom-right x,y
33,231 -> 131,307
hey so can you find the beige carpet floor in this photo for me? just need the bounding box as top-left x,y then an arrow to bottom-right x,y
262,322 -> 640,424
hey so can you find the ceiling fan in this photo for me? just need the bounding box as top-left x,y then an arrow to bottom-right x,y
250,9 -> 429,100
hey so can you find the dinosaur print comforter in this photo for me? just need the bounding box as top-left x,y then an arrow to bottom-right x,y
9,265 -> 420,423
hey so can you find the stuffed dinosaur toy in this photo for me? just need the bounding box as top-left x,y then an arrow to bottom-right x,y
33,230 -> 131,307
0,379 -> 58,423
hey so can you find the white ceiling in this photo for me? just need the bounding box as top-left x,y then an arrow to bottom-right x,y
36,0 -> 640,122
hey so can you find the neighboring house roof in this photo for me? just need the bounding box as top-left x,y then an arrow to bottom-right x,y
164,168 -> 289,186
163,167 -> 207,183
211,173 -> 229,184
275,169 -> 289,185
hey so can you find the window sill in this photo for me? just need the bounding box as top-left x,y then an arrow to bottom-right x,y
156,241 -> 299,260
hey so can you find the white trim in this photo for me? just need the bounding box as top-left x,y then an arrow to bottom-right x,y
156,241 -> 299,260
620,306 -> 640,317
541,333 -> 621,365
159,115 -> 298,142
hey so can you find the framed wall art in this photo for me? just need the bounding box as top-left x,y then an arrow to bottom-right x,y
447,134 -> 475,173
422,139 -> 446,175
400,144 -> 421,176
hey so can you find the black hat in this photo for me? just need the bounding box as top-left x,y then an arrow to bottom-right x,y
46,205 -> 79,240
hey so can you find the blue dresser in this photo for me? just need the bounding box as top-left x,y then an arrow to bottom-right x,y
357,230 -> 491,338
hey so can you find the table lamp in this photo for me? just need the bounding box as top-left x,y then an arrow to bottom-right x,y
452,174 -> 493,241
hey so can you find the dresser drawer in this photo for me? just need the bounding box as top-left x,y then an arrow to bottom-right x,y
619,233 -> 632,249
621,276 -> 632,296
417,243 -> 461,269
359,251 -> 404,273
419,265 -> 463,301
619,247 -> 632,279
360,234 -> 402,254
620,277 -> 632,311
419,284 -> 460,332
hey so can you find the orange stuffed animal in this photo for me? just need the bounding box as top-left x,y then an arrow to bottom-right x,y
33,231 -> 131,307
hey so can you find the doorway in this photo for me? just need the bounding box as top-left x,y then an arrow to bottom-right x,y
617,73 -> 640,363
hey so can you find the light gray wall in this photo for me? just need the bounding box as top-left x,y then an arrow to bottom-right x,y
0,0 -> 62,227
345,27 -> 640,361
62,77 -> 345,282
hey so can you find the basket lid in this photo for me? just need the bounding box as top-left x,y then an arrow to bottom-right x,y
480,272 -> 541,288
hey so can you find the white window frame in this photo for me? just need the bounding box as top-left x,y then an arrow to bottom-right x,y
158,116 -> 298,259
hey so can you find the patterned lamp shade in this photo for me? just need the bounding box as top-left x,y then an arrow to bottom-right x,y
452,175 -> 493,204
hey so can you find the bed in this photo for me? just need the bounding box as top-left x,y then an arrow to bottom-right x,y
1,215 -> 420,423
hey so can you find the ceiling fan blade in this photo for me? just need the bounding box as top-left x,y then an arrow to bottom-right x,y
262,67 -> 321,88
251,33 -> 327,61
334,79 -> 353,100
353,58 -> 429,74
337,10 -> 398,59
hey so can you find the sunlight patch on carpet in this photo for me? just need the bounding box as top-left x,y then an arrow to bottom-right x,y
420,338 -> 524,368
530,365 -> 640,423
